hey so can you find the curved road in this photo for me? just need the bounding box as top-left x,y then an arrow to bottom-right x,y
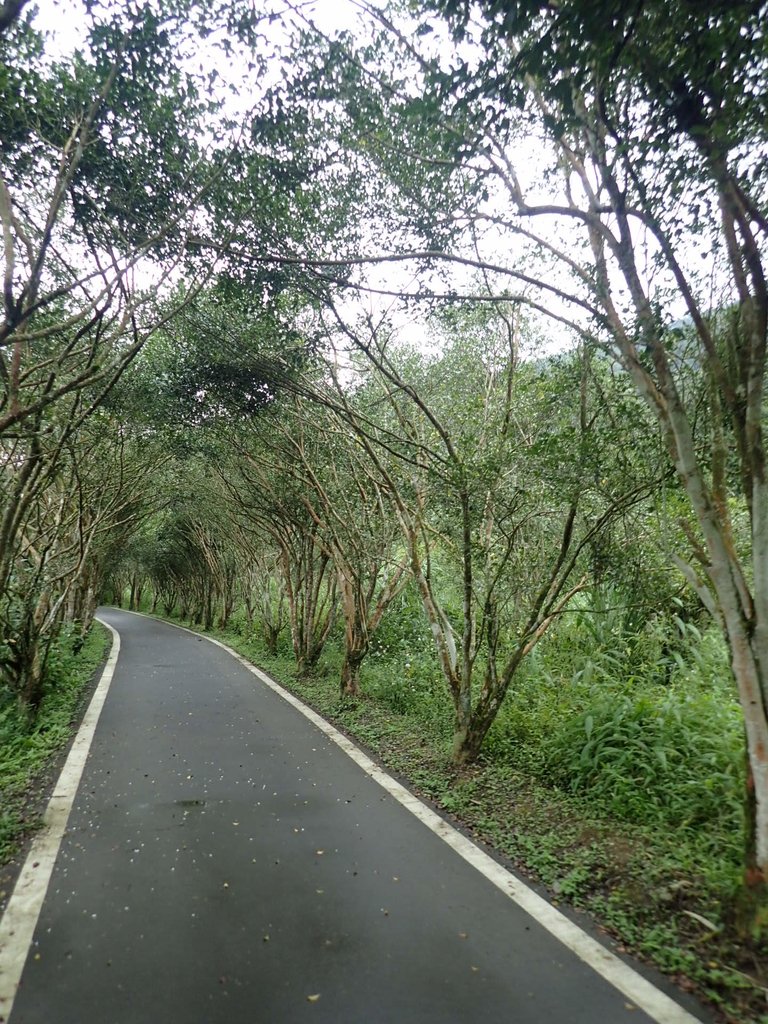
1,610 -> 707,1023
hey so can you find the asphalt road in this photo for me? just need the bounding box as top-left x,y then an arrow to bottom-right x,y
5,609 -> 707,1023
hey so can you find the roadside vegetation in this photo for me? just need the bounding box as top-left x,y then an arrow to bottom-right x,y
2,1 -> 767,1021
0,623 -> 110,865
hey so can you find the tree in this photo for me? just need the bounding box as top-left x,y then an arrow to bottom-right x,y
0,0 -> 227,701
0,0 -> 328,705
278,0 -> 768,917
312,300 -> 659,759
225,392 -> 408,695
439,0 -> 768,914
201,424 -> 337,676
0,412 -> 167,705
213,422 -> 342,677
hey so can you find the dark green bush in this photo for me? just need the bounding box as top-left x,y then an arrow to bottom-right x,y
542,687 -> 743,839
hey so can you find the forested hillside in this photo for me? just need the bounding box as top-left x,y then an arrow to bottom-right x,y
1,1 -> 766,1018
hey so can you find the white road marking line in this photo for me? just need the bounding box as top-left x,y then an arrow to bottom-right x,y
0,618 -> 120,1023
153,614 -> 705,1024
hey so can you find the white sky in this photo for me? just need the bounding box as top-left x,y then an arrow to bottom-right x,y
32,0 -> 363,56
25,0 -> 687,361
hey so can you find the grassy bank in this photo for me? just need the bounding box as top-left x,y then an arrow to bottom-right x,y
155,609 -> 764,1024
0,622 -> 111,865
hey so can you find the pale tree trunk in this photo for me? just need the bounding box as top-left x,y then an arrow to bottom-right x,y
338,570 -> 367,696
617,306 -> 768,896
243,592 -> 254,632
577,143 -> 768,909
280,541 -> 336,675
514,97 -> 768,906
337,562 -> 403,698
402,512 -> 468,754
728,622 -> 768,877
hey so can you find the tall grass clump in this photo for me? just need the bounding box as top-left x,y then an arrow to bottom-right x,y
484,588 -> 744,856
543,687 -> 743,839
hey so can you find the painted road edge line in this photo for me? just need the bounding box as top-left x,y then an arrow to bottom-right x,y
146,612 -> 704,1024
0,618 -> 120,1024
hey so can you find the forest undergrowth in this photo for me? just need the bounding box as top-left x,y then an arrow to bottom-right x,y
0,623 -> 110,869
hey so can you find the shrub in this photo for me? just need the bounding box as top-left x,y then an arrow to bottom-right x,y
542,685 -> 744,842
0,623 -> 109,862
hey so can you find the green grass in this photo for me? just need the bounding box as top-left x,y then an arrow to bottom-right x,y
0,623 -> 111,864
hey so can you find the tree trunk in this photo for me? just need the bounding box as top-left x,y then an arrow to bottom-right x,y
725,613 -> 768,928
19,649 -> 45,711
264,622 -> 280,655
218,591 -> 234,630
243,594 -> 254,632
338,570 -> 369,698
340,647 -> 366,697
733,751 -> 768,940
284,552 -> 335,675
453,715 -> 485,766
162,587 -> 177,617
296,645 -> 322,677
451,688 -> 477,765
14,594 -> 50,711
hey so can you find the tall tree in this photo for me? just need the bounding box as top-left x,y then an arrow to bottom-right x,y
314,301 -> 660,759
0,411 -> 166,705
0,0 -> 321,705
281,0 -> 768,916
224,392 -> 408,695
